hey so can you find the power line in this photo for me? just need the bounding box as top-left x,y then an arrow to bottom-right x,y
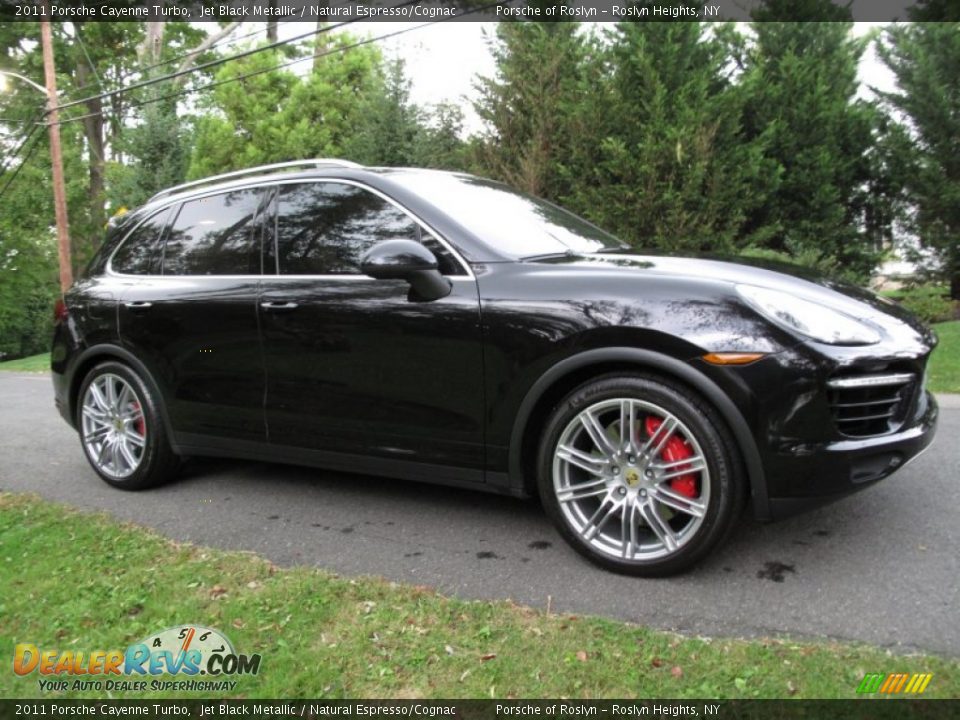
124,20 -> 295,83
0,118 -> 42,175
47,1 -> 504,130
49,2 -> 421,116
0,131 -> 43,200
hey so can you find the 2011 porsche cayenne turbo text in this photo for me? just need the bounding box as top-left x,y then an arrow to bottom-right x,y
51,160 -> 938,575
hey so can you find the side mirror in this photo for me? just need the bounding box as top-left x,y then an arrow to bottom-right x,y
360,239 -> 452,301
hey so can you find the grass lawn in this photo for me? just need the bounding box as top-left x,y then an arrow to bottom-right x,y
1,493 -> 957,700
928,321 -> 960,394
0,352 -> 49,372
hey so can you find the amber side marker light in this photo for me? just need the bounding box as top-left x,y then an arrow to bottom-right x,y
702,352 -> 765,366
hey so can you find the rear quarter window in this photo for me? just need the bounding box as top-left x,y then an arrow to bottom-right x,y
110,207 -> 172,275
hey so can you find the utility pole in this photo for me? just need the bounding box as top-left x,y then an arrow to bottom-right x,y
40,2 -> 73,292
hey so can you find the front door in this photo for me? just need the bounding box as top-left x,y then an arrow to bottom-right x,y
258,180 -> 485,475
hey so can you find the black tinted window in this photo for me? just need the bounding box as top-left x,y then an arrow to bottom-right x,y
163,189 -> 262,275
275,183 -> 420,275
111,208 -> 170,275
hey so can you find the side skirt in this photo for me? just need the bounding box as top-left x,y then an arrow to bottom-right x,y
174,433 -> 527,499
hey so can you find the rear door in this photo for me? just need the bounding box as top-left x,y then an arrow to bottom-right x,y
118,187 -> 268,444
258,180 -> 485,475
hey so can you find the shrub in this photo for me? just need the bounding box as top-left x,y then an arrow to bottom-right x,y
896,285 -> 955,324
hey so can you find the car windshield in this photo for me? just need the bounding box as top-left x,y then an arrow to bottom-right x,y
391,171 -> 627,258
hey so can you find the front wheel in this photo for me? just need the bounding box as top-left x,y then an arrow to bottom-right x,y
537,374 -> 744,576
77,361 -> 179,490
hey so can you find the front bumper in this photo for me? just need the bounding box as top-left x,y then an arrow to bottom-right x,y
764,389 -> 938,519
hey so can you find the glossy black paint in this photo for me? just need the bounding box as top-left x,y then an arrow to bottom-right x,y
52,166 -> 939,521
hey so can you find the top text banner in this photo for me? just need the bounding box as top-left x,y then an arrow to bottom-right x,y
0,0 -> 932,23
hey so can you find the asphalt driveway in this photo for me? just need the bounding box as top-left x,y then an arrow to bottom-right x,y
1,372 -> 957,655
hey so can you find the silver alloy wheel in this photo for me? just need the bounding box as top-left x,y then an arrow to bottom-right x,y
552,398 -> 710,561
81,373 -> 146,480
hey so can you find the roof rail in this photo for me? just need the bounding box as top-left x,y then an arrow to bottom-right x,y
146,159 -> 362,204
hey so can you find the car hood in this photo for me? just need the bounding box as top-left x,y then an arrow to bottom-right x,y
534,251 -> 936,349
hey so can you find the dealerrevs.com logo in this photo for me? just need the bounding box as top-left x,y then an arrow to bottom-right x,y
14,625 -> 261,693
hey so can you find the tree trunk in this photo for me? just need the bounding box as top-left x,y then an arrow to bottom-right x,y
267,6 -> 278,42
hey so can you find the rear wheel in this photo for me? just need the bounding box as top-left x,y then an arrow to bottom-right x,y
537,374 -> 743,576
77,361 -> 179,490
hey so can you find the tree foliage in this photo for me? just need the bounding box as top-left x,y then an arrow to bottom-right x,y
878,22 -> 960,298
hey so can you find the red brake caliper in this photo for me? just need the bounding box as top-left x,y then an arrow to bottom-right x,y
644,416 -> 697,498
132,401 -> 145,437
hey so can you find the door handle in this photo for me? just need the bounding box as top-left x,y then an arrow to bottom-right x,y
124,301 -> 153,311
260,300 -> 299,312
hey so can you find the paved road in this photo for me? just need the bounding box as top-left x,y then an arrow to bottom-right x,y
2,373 -> 957,656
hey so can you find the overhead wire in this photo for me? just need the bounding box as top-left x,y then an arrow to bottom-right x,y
1,1 -> 505,202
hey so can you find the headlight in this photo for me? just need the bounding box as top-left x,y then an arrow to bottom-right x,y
736,284 -> 881,345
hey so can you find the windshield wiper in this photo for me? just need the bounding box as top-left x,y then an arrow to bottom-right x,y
521,250 -> 579,262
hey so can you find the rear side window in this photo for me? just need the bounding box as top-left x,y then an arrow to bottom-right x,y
163,189 -> 263,276
110,208 -> 171,275
274,182 -> 421,275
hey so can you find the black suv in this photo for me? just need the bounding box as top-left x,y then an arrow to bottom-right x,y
52,159 -> 938,575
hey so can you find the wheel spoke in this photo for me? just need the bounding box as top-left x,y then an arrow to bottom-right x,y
103,376 -> 118,409
557,443 -> 607,476
638,499 -> 678,552
125,431 -> 145,448
651,485 -> 706,518
97,437 -> 112,466
621,501 -> 640,560
110,439 -> 123,473
619,399 -> 636,451
84,426 -> 110,443
579,410 -> 617,456
650,454 -> 706,472
117,383 -> 132,411
581,499 -> 621,542
557,478 -> 609,504
118,438 -> 138,470
657,458 -> 707,480
88,382 -> 110,413
641,416 -> 678,458
82,405 -> 109,425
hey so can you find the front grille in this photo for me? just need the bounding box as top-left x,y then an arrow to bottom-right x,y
827,373 -> 916,438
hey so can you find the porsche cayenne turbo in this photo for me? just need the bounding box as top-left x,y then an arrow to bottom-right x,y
52,159 -> 938,575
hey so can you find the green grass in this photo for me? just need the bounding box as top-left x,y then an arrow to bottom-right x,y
1,493 -> 957,700
0,352 -> 49,372
929,321 -> 960,394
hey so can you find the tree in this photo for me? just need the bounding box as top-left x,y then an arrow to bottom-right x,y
737,0 -> 884,280
187,35 -> 382,178
472,18 -> 587,198
877,22 -> 960,298
346,57 -> 424,166
563,14 -> 777,253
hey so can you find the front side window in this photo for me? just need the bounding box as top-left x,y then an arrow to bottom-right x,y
163,188 -> 263,276
274,182 -> 461,275
111,207 -> 171,275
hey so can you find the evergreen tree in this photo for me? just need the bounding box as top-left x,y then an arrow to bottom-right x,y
472,19 -> 587,198
878,22 -> 960,298
346,57 -> 424,166
564,14 -> 777,253
739,0 -> 883,280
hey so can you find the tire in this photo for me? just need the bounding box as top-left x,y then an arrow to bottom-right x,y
537,373 -> 744,576
76,361 -> 180,490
